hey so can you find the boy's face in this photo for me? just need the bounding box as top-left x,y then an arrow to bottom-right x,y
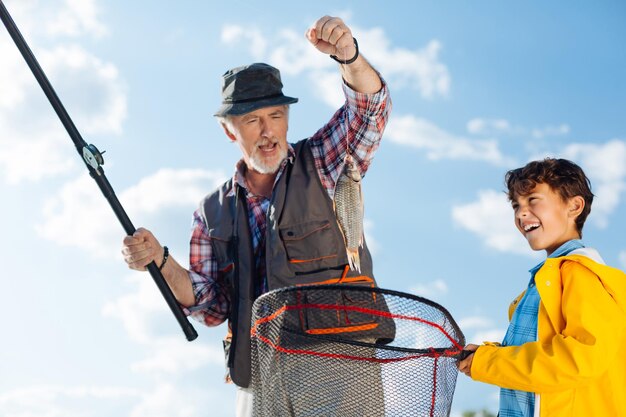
511,182 -> 584,256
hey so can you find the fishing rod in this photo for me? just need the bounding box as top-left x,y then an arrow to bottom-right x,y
0,0 -> 198,341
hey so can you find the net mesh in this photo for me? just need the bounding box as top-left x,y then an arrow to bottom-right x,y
250,284 -> 466,417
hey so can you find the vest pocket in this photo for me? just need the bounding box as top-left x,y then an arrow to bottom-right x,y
210,238 -> 236,292
280,220 -> 340,272
294,277 -> 395,344
300,277 -> 377,335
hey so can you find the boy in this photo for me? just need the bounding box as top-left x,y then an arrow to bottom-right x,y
458,158 -> 626,416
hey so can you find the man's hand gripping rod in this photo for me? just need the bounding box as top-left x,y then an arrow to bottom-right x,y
0,0 -> 198,341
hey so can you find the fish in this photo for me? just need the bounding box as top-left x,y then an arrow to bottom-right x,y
333,153 -> 364,272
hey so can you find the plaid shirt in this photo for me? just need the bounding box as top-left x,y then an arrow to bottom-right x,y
185,80 -> 391,327
499,239 -> 584,417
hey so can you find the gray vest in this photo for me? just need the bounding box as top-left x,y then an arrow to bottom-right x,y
200,139 -> 376,387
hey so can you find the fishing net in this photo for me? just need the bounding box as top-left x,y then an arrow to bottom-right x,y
250,284 -> 466,417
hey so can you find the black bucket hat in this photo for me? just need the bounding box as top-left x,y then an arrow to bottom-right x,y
214,63 -> 298,117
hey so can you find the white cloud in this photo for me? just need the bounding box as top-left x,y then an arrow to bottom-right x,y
531,124 -> 570,139
220,22 -> 451,108
121,168 -> 228,215
0,35 -> 33,110
0,384 -> 140,417
131,338 -> 223,374
98,275 -> 231,415
409,279 -> 448,298
129,383 -> 197,417
0,382 -> 229,417
472,329 -> 506,344
39,45 -> 127,135
0,131 -> 77,184
101,274 -> 172,344
36,174 -> 118,257
0,5 -> 125,185
47,0 -> 108,38
467,118 -> 569,139
365,35 -> 450,99
363,218 -> 380,255
127,382 -> 233,417
221,25 -> 267,60
1,0 -> 40,39
36,168 -> 227,258
386,115 -> 516,166
457,316 -> 494,330
457,315 -> 505,345
467,118 -> 513,136
269,28 -> 330,75
452,189 -> 535,256
560,139 -> 626,228
0,27 -> 84,184
102,274 -> 223,375
5,0 -> 108,41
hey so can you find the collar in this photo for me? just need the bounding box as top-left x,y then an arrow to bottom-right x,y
529,239 -> 585,276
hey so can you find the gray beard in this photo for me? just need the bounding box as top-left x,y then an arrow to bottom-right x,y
249,146 -> 287,174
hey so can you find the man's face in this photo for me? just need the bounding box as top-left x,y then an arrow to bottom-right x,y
511,182 -> 582,256
225,105 -> 289,175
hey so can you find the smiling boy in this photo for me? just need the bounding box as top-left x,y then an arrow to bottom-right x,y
459,158 -> 626,417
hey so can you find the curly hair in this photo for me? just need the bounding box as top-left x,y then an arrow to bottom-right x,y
505,158 -> 594,235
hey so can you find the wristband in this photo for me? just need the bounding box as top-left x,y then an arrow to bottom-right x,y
159,246 -> 169,270
330,37 -> 359,65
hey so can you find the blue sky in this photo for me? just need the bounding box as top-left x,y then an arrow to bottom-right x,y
1,0 -> 625,415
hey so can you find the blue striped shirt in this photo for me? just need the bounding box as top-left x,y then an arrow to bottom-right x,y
499,239 -> 584,417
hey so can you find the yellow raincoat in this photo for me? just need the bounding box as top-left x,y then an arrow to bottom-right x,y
471,254 -> 626,416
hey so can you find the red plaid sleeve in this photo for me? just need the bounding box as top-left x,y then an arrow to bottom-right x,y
185,209 -> 231,327
308,77 -> 391,196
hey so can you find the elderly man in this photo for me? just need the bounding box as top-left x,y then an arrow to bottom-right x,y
122,15 -> 391,416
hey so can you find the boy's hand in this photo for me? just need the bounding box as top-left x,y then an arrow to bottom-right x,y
458,344 -> 479,377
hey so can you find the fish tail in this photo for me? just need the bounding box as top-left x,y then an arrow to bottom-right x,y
347,249 -> 361,273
